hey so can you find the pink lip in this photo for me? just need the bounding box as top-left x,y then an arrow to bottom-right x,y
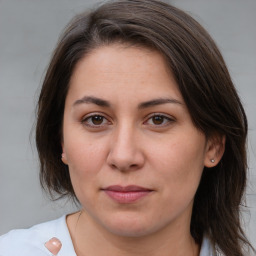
102,185 -> 153,203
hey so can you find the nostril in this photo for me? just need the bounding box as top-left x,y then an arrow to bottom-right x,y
110,163 -> 117,169
110,163 -> 140,172
106,141 -> 145,172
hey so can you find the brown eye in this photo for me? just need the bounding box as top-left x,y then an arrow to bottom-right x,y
82,114 -> 110,128
152,116 -> 164,125
91,115 -> 104,125
145,114 -> 174,127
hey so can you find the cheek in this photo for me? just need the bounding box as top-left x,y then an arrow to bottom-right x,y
147,135 -> 205,218
63,135 -> 109,195
67,143 -> 104,176
64,128 -> 108,170
148,132 -> 206,189
65,143 -> 105,206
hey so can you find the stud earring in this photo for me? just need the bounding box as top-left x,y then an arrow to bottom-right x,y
210,159 -> 215,163
61,153 -> 65,159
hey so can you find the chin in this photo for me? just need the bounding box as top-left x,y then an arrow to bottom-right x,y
107,225 -> 153,238
100,213 -> 161,238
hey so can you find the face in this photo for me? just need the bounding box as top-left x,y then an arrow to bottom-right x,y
62,44 -> 217,237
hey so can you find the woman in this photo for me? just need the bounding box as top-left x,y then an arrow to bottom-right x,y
0,0 -> 254,255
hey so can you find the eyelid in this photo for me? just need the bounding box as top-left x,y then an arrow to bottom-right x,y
81,112 -> 112,128
80,112 -> 175,129
143,113 -> 175,127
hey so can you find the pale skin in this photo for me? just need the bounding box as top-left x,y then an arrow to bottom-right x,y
61,44 -> 225,256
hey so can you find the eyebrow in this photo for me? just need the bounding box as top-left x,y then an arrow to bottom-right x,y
138,98 -> 183,109
73,96 -> 111,107
73,96 -> 182,108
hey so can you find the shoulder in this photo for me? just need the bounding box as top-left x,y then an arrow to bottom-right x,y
0,216 -> 76,256
200,235 -> 218,256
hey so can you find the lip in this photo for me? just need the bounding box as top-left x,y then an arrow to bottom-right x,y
101,185 -> 153,204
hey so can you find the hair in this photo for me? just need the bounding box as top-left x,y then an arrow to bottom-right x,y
36,0 -> 254,255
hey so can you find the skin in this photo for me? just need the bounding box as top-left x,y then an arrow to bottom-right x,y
62,44 -> 224,256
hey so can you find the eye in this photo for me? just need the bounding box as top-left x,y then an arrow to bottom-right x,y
82,114 -> 110,128
145,114 -> 174,127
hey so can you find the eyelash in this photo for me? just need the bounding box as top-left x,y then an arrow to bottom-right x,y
81,113 -> 175,129
81,113 -> 111,128
144,114 -> 175,127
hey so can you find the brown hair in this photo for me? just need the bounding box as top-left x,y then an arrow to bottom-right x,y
36,0 -> 254,255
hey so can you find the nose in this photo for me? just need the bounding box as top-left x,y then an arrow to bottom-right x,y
106,124 -> 145,172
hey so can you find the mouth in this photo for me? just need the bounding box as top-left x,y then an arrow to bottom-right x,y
101,185 -> 154,204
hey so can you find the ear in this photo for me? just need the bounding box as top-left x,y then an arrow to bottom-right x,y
61,143 -> 68,165
204,134 -> 226,168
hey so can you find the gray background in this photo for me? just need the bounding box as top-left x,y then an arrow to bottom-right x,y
0,0 -> 255,249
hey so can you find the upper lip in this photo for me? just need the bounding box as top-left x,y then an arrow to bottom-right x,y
102,185 -> 153,192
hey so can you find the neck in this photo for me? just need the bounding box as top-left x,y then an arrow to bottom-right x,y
67,211 -> 199,256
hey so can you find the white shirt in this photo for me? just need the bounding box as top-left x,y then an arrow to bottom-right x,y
0,215 -> 215,255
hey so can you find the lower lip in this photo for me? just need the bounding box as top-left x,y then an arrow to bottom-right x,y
103,190 -> 152,203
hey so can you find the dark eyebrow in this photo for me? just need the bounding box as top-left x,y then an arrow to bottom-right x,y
73,96 -> 182,109
138,98 -> 183,109
73,96 -> 111,107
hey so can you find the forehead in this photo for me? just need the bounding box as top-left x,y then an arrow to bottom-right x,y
67,44 -> 183,104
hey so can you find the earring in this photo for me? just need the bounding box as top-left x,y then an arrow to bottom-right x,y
210,159 -> 215,163
61,153 -> 68,165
